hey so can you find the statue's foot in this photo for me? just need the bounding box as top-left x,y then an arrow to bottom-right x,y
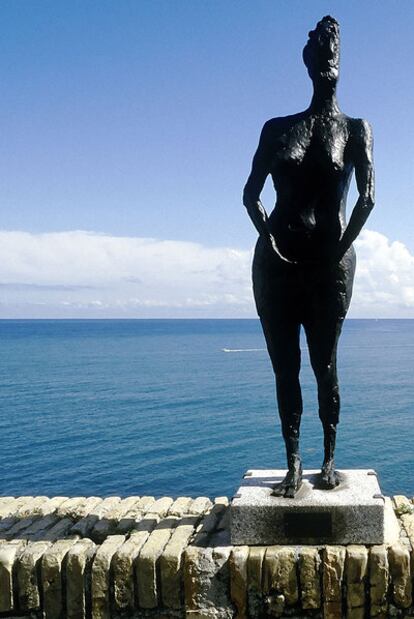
319,460 -> 340,489
272,460 -> 303,498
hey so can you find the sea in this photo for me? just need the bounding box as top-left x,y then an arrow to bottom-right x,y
0,319 -> 413,499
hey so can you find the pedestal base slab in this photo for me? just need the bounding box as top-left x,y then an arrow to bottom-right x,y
230,469 -> 385,545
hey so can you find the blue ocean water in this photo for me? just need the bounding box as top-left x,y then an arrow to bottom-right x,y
0,319 -> 413,499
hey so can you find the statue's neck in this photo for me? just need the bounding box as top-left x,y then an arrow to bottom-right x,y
308,81 -> 340,116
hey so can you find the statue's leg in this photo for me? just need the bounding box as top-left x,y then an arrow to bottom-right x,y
260,315 -> 303,498
303,252 -> 355,488
304,316 -> 343,488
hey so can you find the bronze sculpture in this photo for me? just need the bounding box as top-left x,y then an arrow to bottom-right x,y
243,16 -> 375,497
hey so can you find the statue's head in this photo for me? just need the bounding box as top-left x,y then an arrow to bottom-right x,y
303,16 -> 340,84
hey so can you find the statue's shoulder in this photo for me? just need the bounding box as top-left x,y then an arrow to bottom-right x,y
261,113 -> 305,138
346,116 -> 373,144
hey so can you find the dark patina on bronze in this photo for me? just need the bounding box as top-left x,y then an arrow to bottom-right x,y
243,17 -> 375,497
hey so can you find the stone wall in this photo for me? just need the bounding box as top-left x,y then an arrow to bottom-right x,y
0,494 -> 413,618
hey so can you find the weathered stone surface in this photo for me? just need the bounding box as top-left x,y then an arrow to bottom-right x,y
231,470 -> 384,545
247,546 -> 266,618
215,497 -> 229,506
0,539 -> 26,611
91,497 -> 140,541
14,513 -> 60,540
15,496 -> 49,518
347,608 -> 365,619
193,501 -> 228,546
42,517 -> 74,541
112,520 -> 158,612
146,496 -> 174,518
91,534 -> 125,619
393,495 -> 413,515
323,546 -> 345,602
0,497 -> 34,533
209,505 -> 231,548
160,515 -> 200,609
369,544 -> 389,617
137,516 -> 178,608
115,495 -> 155,534
0,493 -> 412,619
263,546 -> 298,606
58,496 -> 102,520
17,540 -> 52,610
3,515 -> 40,539
70,497 -> 119,536
388,542 -> 412,609
229,546 -> 248,619
0,497 -> 63,540
169,497 -> 193,517
66,538 -> 97,619
184,544 -> 233,618
42,537 -> 79,619
298,546 -> 321,610
384,497 -> 401,546
34,496 -> 68,516
189,497 -> 213,516
324,600 -> 343,619
0,497 -> 17,517
346,545 -> 368,611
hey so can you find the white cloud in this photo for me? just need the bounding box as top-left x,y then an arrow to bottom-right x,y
0,229 -> 413,317
353,230 -> 414,317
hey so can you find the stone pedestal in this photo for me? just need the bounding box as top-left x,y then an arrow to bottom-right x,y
230,469 -> 386,545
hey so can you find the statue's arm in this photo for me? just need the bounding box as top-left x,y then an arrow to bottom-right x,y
336,119 -> 375,260
243,121 -> 294,264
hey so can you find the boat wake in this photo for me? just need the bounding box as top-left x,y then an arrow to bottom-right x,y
222,348 -> 266,353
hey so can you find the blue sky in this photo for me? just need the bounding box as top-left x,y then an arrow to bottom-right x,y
1,1 -> 414,317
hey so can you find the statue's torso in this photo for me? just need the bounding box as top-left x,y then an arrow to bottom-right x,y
265,112 -> 358,262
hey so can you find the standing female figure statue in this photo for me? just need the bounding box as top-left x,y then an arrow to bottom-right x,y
243,16 -> 375,498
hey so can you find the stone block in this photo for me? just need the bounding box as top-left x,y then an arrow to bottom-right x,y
169,497 -> 193,517
91,534 -> 125,619
146,496 -> 174,518
58,496 -> 103,520
42,537 -> 79,619
15,513 -> 59,540
17,540 -> 52,610
231,469 -> 385,545
0,540 -> 27,612
0,497 -> 17,518
263,546 -> 298,606
388,542 -> 412,608
42,517 -> 74,541
136,516 -> 178,608
324,600 -> 343,619
66,538 -> 97,619
346,545 -> 368,611
347,608 -> 365,619
298,546 -> 321,610
393,495 -> 413,515
183,544 -> 233,617
384,497 -> 401,545
69,497 -> 119,536
189,497 -> 213,516
115,496 -> 155,534
369,545 -> 389,617
323,546 -> 345,603
91,497 -> 140,542
247,546 -> 266,618
193,502 -> 228,546
15,496 -> 49,519
112,524 -> 156,612
160,515 -> 200,609
229,546 -> 248,619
